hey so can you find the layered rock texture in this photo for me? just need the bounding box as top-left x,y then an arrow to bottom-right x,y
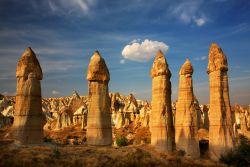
150,50 -> 175,152
175,59 -> 200,158
86,51 -> 112,145
207,43 -> 234,160
11,47 -> 45,144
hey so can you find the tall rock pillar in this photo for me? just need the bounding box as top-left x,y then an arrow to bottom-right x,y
86,51 -> 112,145
175,59 -> 200,158
207,43 -> 234,161
12,47 -> 45,144
150,50 -> 175,152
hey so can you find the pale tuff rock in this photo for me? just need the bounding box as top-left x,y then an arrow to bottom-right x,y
175,59 -> 200,158
193,98 -> 202,130
200,105 -> 209,130
207,43 -> 234,161
73,105 -> 87,129
0,95 -> 14,128
55,107 -> 73,130
232,105 -> 249,133
11,47 -> 45,144
87,51 -> 110,82
123,94 -> 138,127
115,109 -> 125,129
86,51 -> 112,146
150,50 -> 175,152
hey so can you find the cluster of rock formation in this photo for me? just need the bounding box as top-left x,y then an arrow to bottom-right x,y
110,93 -> 151,129
0,94 -> 14,128
1,43 -> 249,161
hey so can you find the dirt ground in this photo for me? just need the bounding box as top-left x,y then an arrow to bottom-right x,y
0,143 -> 226,167
0,124 -> 227,167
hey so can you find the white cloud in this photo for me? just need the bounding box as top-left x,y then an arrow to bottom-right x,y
130,39 -> 141,44
169,0 -> 207,27
194,56 -> 206,61
121,39 -> 169,62
120,59 -> 126,64
194,17 -> 206,26
52,90 -> 61,95
47,0 -> 96,14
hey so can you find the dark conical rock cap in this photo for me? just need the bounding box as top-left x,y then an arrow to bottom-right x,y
87,50 -> 110,81
207,43 -> 228,74
179,59 -> 193,75
151,50 -> 171,78
16,47 -> 43,80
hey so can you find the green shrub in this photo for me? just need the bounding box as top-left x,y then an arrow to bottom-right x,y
220,135 -> 250,166
53,148 -> 61,158
116,137 -> 128,147
44,136 -> 52,142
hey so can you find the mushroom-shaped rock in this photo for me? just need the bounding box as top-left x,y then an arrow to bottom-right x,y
151,50 -> 171,78
87,51 -> 110,81
16,47 -> 43,80
179,59 -> 193,75
150,50 -> 174,152
86,50 -> 112,146
11,47 -> 45,144
207,43 -> 228,74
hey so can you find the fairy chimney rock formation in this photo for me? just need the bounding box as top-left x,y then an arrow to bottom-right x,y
207,43 -> 234,161
150,50 -> 174,152
86,51 -> 112,146
175,59 -> 200,158
12,47 -> 45,144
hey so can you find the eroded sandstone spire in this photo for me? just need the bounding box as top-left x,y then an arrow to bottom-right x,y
207,43 -> 234,161
175,59 -> 200,158
11,47 -> 45,144
150,50 -> 174,152
86,51 -> 112,145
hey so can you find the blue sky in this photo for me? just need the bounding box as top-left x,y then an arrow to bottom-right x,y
0,0 -> 250,105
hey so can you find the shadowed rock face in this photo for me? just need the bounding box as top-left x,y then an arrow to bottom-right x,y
150,50 -> 174,152
86,51 -> 112,146
207,43 -> 234,161
175,59 -> 200,158
12,47 -> 45,144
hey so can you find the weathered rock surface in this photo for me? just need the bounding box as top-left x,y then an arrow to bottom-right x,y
11,47 -> 45,144
175,59 -> 200,158
150,50 -> 174,152
86,51 -> 112,145
207,43 -> 234,161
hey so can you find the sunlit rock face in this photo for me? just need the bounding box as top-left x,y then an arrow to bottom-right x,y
175,59 -> 200,158
150,50 -> 175,152
86,51 -> 112,146
11,47 -> 45,144
207,43 -> 234,161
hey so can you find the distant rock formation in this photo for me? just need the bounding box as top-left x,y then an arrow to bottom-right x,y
86,51 -> 112,145
115,109 -> 125,129
175,59 -> 200,158
150,50 -> 175,152
55,107 -> 73,130
207,43 -> 234,161
11,47 -> 45,144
